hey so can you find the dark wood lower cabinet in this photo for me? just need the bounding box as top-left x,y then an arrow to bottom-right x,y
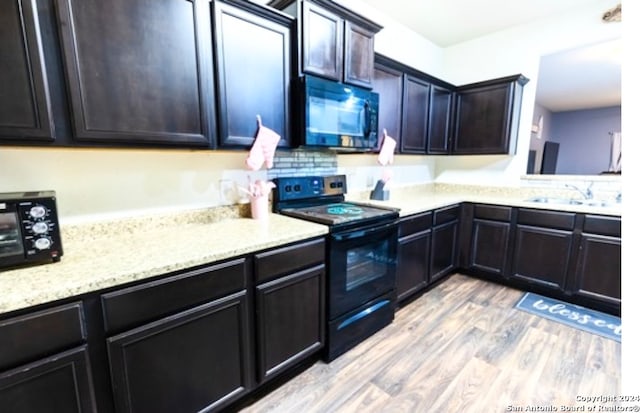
510,225 -> 573,292
0,345 -> 97,413
107,291 -> 252,413
430,221 -> 457,283
572,233 -> 621,306
469,219 -> 510,277
255,264 -> 325,382
396,230 -> 431,302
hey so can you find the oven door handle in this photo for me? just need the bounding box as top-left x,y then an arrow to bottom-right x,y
332,221 -> 397,241
338,299 -> 391,330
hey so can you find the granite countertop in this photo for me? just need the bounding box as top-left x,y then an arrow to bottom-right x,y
0,212 -> 328,315
348,183 -> 622,218
0,183 -> 621,316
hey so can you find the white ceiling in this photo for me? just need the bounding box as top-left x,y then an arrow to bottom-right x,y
356,0 -> 622,112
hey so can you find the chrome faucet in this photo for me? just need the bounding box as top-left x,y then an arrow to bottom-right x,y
565,182 -> 594,199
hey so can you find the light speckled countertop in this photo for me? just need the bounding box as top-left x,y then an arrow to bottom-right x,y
0,213 -> 327,315
348,183 -> 622,218
0,183 -> 621,316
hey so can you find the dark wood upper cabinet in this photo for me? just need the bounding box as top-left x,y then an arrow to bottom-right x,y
54,0 -> 216,147
373,54 -> 457,155
401,75 -> 430,154
427,85 -> 454,154
301,0 -> 343,81
343,21 -> 375,88
0,0 -> 55,142
372,61 -> 403,146
452,74 -> 528,155
213,0 -> 292,148
270,0 -> 381,88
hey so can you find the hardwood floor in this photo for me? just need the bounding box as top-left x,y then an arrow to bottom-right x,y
239,274 -> 621,413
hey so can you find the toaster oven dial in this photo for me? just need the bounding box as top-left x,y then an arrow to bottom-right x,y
32,221 -> 49,234
34,237 -> 52,250
29,205 -> 47,219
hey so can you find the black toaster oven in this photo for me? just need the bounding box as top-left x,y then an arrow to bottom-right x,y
0,191 -> 63,270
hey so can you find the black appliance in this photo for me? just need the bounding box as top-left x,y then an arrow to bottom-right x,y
0,191 -> 63,270
302,75 -> 379,152
272,175 -> 398,361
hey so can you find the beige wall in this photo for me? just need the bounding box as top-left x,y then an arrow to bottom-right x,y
0,147 -> 261,223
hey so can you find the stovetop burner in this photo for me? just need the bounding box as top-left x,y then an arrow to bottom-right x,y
326,203 -> 364,216
281,201 -> 395,227
272,175 -> 398,230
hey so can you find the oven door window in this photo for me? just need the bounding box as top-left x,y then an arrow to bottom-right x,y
345,239 -> 390,291
0,212 -> 23,258
329,222 -> 398,320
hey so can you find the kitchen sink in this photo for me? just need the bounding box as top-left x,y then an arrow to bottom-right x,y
525,196 -> 621,208
525,196 -> 584,205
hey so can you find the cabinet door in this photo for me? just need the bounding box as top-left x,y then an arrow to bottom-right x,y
301,0 -> 343,81
397,230 -> 431,302
511,225 -> 573,291
427,85 -> 453,154
430,221 -> 458,283
0,346 -> 96,413
0,0 -> 55,142
55,0 -> 215,146
400,75 -> 430,154
256,265 -> 324,383
107,291 -> 252,413
343,21 -> 374,88
372,62 -> 403,147
214,2 -> 291,147
452,81 -> 514,154
573,234 -> 621,306
469,219 -> 510,277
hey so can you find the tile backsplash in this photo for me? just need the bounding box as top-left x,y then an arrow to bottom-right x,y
267,149 -> 338,179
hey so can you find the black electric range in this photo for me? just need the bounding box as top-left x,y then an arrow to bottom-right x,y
273,175 -> 398,232
272,175 -> 399,362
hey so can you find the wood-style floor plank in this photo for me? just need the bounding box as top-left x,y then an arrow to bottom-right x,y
239,274 -> 621,413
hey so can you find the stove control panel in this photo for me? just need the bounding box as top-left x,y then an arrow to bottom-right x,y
273,175 -> 347,202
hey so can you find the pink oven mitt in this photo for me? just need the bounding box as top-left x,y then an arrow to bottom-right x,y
246,116 -> 281,171
377,129 -> 397,166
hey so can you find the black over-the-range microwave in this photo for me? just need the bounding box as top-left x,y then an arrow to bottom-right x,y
301,75 -> 379,152
0,191 -> 63,270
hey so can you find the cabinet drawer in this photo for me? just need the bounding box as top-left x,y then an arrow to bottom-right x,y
102,258 -> 247,333
474,204 -> 512,222
433,205 -> 460,226
255,238 -> 325,283
399,211 -> 432,237
583,215 -> 621,237
0,302 -> 86,371
517,208 -> 575,230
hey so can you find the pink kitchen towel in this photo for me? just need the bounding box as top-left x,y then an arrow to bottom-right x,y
377,130 -> 396,166
246,120 -> 281,171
